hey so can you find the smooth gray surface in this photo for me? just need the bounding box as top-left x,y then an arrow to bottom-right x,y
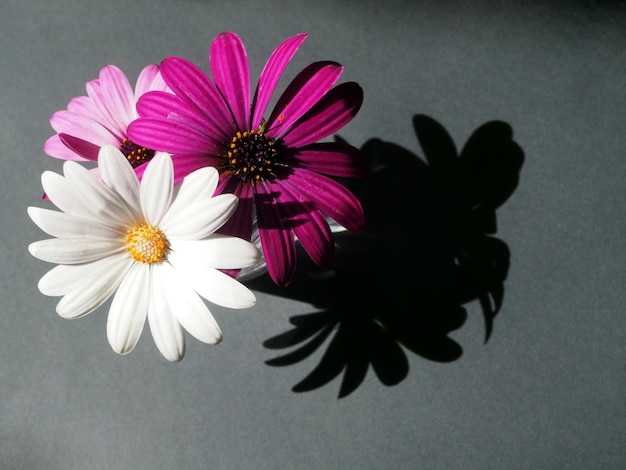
2,0 -> 625,468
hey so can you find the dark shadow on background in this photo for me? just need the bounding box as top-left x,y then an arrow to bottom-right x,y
246,114 -> 524,398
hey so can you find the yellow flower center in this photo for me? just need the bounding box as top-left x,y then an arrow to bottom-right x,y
125,223 -> 170,264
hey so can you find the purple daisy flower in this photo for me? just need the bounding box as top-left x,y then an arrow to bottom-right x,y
44,64 -> 170,178
128,32 -> 366,286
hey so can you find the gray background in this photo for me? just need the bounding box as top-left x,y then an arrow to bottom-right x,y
2,0 -> 625,468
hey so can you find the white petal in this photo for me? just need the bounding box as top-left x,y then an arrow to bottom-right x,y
98,145 -> 141,218
167,167 -> 220,212
170,235 -> 261,269
235,227 -> 267,281
148,264 -> 185,362
140,153 -> 173,225
55,255 -> 132,319
27,207 -> 123,239
28,238 -> 124,264
161,193 -> 238,239
159,167 -> 220,233
38,255 -> 129,296
158,261 -> 222,345
168,250 -> 257,309
107,263 -> 149,355
63,160 -> 135,226
42,171 -> 105,222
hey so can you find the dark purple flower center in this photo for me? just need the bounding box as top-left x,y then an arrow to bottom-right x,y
222,129 -> 279,182
119,138 -> 156,169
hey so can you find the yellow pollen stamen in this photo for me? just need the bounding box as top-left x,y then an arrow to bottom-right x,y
221,124 -> 280,182
125,223 -> 170,264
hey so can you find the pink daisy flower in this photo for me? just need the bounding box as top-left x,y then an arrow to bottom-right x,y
128,32 -> 366,286
44,64 -> 170,177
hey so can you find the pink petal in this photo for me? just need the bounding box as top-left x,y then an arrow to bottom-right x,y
283,142 -> 367,178
134,64 -> 159,96
66,95 -> 100,116
256,180 -> 297,286
210,32 -> 251,130
159,56 -> 236,137
127,118 -> 220,155
280,167 -> 364,233
281,82 -> 363,148
251,33 -> 308,130
84,67 -> 133,141
84,83 -> 122,140
99,65 -> 137,126
275,180 -> 334,267
49,110 -> 119,145
134,64 -> 169,97
266,61 -> 344,137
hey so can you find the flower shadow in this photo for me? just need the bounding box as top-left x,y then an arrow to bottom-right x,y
246,114 -> 524,397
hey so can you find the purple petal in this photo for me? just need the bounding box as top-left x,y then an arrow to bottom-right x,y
215,180 -> 254,280
210,32 -> 250,130
256,180 -> 297,286
59,134 -> 101,161
136,91 -> 225,147
281,82 -> 363,148
217,181 -> 255,242
215,171 -> 239,195
275,180 -> 334,267
283,142 -> 367,178
266,61 -> 343,137
133,151 -> 213,185
159,57 -> 236,137
172,152 -> 218,184
251,33 -> 307,130
44,134 -> 87,161
280,168 -> 364,233
127,118 -> 220,155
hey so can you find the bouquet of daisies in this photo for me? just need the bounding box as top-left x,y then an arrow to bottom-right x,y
28,32 -> 365,362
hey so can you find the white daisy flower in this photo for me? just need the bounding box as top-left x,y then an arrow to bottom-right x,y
28,145 -> 260,362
